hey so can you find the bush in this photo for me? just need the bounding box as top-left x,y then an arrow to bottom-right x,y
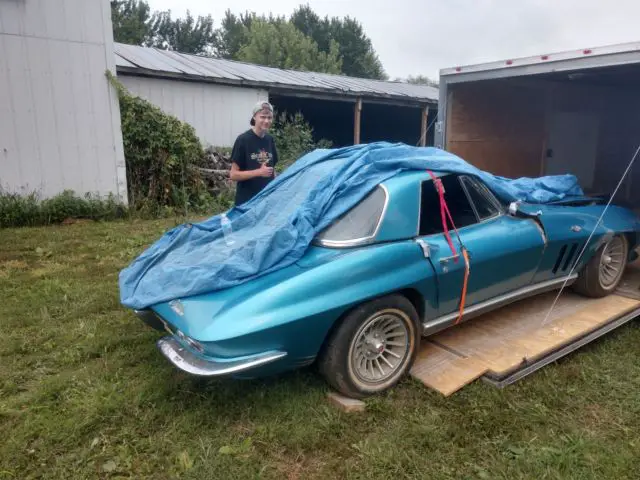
0,189 -> 127,228
107,71 -> 217,216
270,111 -> 333,173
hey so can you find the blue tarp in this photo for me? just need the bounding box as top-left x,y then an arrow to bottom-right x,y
119,142 -> 583,309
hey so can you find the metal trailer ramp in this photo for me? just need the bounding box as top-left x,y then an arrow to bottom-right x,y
410,261 -> 640,396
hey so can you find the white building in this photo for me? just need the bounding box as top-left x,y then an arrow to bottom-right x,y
0,0 -> 127,202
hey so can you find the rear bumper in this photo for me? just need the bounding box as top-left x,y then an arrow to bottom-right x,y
157,336 -> 287,377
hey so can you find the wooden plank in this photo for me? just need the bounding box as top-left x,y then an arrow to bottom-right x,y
353,97 -> 362,144
409,262 -> 640,394
420,105 -> 429,146
433,294 -> 639,378
410,342 -> 489,396
327,391 -> 365,413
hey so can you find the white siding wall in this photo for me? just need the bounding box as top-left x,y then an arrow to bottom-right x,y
118,75 -> 269,147
0,0 -> 127,202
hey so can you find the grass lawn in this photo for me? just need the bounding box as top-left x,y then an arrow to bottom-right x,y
1,218 -> 639,479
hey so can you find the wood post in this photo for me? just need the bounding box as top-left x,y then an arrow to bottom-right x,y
354,98 -> 362,144
420,105 -> 430,146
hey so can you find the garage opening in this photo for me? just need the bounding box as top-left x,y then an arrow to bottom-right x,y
444,63 -> 640,207
270,93 -> 435,148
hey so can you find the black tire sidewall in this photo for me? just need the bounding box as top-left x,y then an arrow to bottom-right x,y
575,234 -> 628,297
319,294 -> 420,398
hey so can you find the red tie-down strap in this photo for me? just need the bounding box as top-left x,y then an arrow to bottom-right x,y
426,170 -> 470,325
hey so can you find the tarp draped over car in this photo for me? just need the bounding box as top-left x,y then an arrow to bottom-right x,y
119,142 -> 583,309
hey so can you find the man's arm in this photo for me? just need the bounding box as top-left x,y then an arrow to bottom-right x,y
229,162 -> 271,181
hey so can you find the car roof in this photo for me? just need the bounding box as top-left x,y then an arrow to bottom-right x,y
379,169 -> 447,193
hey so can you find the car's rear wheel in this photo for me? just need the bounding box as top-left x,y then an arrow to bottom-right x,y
318,294 -> 420,399
573,234 -> 628,298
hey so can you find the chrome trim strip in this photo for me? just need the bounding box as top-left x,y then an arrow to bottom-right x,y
315,184 -> 390,248
157,336 -> 287,376
421,274 -> 579,336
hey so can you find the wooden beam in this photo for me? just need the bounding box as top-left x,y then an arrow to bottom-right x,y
354,98 -> 362,144
420,105 -> 430,146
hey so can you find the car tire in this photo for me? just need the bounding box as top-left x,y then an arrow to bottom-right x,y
318,294 -> 420,399
572,234 -> 628,298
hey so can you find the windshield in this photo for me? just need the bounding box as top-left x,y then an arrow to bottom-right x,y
315,186 -> 387,246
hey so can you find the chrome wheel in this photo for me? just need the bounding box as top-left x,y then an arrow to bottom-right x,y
348,309 -> 410,385
599,236 -> 625,289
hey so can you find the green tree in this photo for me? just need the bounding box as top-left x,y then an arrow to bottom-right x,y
152,10 -> 217,55
405,75 -> 439,88
291,4 -> 386,79
110,0 -> 156,45
237,20 -> 342,74
215,10 -> 254,59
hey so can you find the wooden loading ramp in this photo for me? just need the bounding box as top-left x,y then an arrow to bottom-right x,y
410,261 -> 640,396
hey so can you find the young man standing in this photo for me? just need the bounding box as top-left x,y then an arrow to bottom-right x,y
229,101 -> 279,206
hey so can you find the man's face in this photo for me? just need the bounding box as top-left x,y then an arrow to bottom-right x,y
254,109 -> 273,132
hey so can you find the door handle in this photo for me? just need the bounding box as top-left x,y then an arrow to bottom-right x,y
439,254 -> 460,264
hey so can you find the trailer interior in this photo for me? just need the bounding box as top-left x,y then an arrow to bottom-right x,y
441,63 -> 640,206
409,55 -> 640,396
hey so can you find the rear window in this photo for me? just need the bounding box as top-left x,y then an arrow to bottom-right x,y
316,187 -> 387,245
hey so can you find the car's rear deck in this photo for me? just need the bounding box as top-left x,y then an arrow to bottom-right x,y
409,258 -> 640,396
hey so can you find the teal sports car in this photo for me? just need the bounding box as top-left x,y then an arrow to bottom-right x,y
134,169 -> 640,398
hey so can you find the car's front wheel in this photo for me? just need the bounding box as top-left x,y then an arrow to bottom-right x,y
318,294 -> 420,399
573,234 -> 628,298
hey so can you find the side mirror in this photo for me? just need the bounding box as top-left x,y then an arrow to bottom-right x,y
508,202 -> 519,216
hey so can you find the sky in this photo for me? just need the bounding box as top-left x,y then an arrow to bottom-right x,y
146,0 -> 640,80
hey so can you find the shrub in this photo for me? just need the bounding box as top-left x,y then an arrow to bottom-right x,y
270,111 -> 333,173
107,71 -> 217,215
0,189 -> 127,228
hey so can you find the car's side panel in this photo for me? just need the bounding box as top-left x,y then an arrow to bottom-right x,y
531,203 -> 640,283
153,241 -> 439,361
422,214 -> 546,316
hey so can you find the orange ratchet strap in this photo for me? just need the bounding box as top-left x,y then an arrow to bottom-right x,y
427,170 -> 471,324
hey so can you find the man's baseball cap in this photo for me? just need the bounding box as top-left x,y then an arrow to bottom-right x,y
250,101 -> 273,125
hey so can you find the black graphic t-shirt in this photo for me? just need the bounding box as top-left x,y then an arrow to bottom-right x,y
230,129 -> 279,205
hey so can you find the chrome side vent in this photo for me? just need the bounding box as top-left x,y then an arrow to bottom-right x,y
553,245 -> 568,274
562,243 -> 579,271
553,242 -> 582,274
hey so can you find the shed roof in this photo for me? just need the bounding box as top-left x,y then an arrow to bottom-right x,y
114,43 -> 438,106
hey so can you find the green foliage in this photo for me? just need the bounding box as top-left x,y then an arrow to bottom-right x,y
107,72 -> 222,216
110,0 -> 156,45
237,20 -> 342,74
290,5 -> 387,79
405,74 -> 440,88
0,189 -> 126,228
215,10 -> 253,59
152,10 -> 217,55
270,111 -> 333,173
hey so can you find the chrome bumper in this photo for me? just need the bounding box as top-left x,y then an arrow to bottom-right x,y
157,336 -> 287,377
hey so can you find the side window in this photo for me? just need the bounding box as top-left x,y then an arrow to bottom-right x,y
461,177 -> 500,220
419,174 -> 478,235
316,186 -> 386,244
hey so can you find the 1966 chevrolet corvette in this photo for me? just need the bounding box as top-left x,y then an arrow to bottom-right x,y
135,169 -> 640,398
